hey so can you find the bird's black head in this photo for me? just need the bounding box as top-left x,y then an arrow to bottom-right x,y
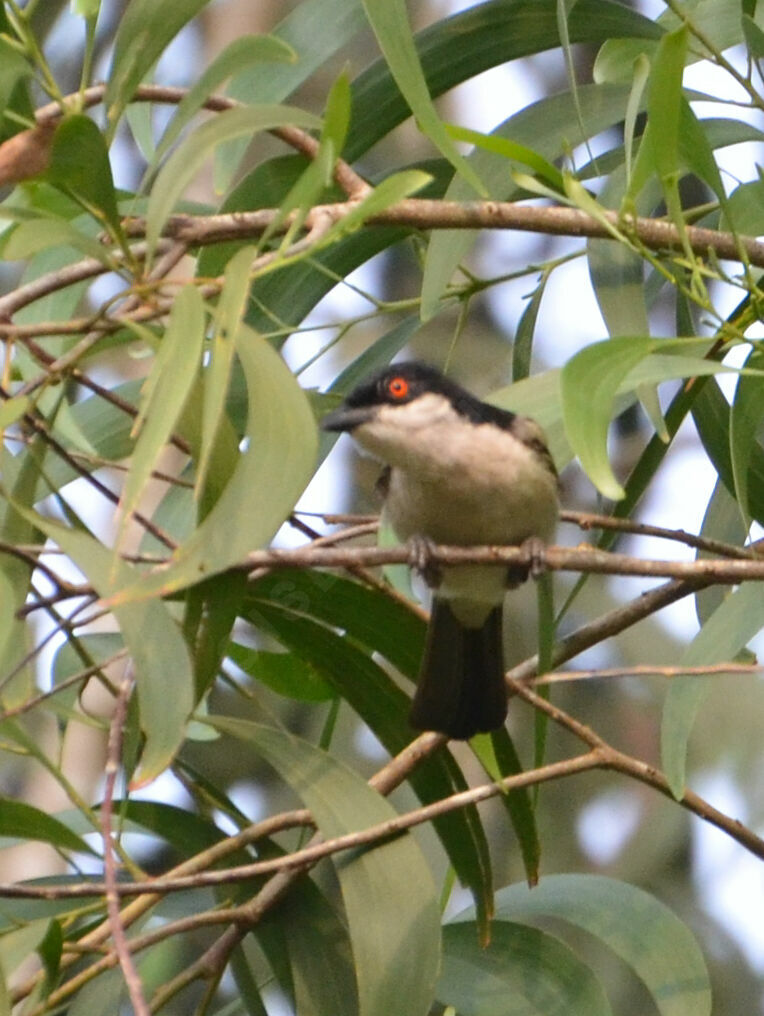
321,361 -> 516,433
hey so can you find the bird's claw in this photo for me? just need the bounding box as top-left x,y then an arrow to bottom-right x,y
506,537 -> 547,588
408,535 -> 442,588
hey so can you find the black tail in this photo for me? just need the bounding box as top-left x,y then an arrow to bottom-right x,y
409,599 -> 508,740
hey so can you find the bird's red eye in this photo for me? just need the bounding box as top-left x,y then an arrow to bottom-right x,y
387,377 -> 409,399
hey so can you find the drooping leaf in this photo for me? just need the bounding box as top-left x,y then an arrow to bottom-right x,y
0,799 -> 96,856
662,581 -> 764,798
4,508 -> 193,784
360,0 -> 485,194
117,286 -> 205,544
207,718 -> 441,1016
195,247 -> 254,499
561,337 -> 655,499
146,105 -> 322,256
244,574 -> 495,940
105,0 -> 215,130
439,920 -> 611,1016
154,34 -> 296,163
486,876 -> 711,1016
729,347 -> 764,531
46,115 -> 122,238
111,324 -> 318,603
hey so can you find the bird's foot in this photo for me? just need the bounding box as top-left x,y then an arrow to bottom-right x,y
407,535 -> 442,588
505,536 -> 547,588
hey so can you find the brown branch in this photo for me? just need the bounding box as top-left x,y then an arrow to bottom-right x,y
5,736 -> 540,900
508,680 -> 764,860
101,676 -> 150,1016
34,82 -> 369,200
242,540 -> 764,583
119,197 -> 764,270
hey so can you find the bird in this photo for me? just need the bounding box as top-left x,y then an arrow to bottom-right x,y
321,361 -> 559,740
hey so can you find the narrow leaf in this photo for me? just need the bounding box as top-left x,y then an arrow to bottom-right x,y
561,337 -> 655,499
46,115 -> 121,237
0,800 -> 95,855
146,105 -> 322,256
105,0 -> 213,130
155,35 -> 296,162
207,719 -> 441,1016
5,508 -> 193,784
662,581 -> 764,798
196,247 -> 254,498
118,286 -> 205,541
439,920 -> 611,1016
488,875 -> 711,1016
361,0 -> 485,194
111,325 -> 318,603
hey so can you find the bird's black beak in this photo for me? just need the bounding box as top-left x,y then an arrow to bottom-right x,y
320,405 -> 376,433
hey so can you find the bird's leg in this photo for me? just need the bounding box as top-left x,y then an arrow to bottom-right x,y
407,535 -> 442,588
505,536 -> 548,588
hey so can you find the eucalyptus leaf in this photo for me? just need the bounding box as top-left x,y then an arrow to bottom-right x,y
207,718 -> 441,1016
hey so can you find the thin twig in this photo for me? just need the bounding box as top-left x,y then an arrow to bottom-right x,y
535,662 -> 764,684
561,508 -> 753,559
101,675 -> 150,1016
507,680 -> 764,860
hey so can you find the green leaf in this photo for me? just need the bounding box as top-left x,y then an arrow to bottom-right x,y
2,216 -> 112,265
561,337 -> 655,499
0,395 -> 30,430
484,730 -> 540,884
146,104 -> 322,255
0,799 -> 96,855
272,872 -> 358,1016
439,920 -> 611,1016
348,0 -> 661,164
4,508 -> 193,784
0,920 -> 50,985
37,919 -> 63,989
694,478 -> 747,625
724,176 -> 764,235
105,0 -> 214,130
587,164 -> 656,341
513,272 -> 549,382
154,34 -> 296,163
445,124 -> 564,191
743,11 -> 764,57
207,719 -> 441,1016
244,573 -> 495,939
662,580 -> 764,798
0,442 -> 45,704
185,570 -> 247,699
196,248 -> 253,499
228,644 -> 333,701
0,39 -> 34,144
729,347 -> 764,530
361,0 -> 485,194
560,339 -> 741,498
217,0 -> 366,189
485,875 -> 711,1016
693,377 -> 764,529
46,115 -> 122,238
72,0 -> 101,15
421,82 -> 634,319
317,169 -> 432,246
118,286 -> 205,544
112,324 -> 318,602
